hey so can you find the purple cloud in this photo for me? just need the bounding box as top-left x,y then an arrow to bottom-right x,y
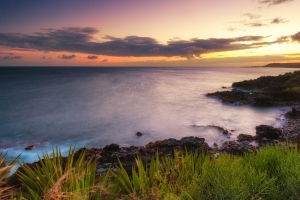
3,55 -> 23,59
87,55 -> 98,59
58,54 -> 76,59
0,27 -> 294,59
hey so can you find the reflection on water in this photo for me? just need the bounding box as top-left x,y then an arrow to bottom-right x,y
0,67 -> 295,163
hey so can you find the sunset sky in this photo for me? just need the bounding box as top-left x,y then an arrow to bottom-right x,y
0,0 -> 299,67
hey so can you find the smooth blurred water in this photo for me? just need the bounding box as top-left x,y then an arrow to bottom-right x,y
0,67 -> 296,164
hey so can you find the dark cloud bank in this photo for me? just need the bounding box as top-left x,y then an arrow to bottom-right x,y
3,55 -> 23,60
0,27 -> 296,59
87,55 -> 98,59
58,54 -> 76,59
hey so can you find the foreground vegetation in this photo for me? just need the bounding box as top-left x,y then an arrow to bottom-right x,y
2,144 -> 300,199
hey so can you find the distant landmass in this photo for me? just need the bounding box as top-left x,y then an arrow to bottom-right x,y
248,63 -> 300,68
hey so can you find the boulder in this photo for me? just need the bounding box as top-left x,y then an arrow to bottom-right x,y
252,95 -> 275,106
237,134 -> 255,141
103,144 -> 120,151
25,145 -> 34,150
255,125 -> 282,139
221,141 -> 257,155
208,125 -> 230,135
285,108 -> 300,119
136,132 -> 143,136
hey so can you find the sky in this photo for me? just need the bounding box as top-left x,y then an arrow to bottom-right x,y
0,0 -> 299,67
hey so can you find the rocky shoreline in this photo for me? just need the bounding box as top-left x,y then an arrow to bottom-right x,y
79,70 -> 300,174
6,71 -> 300,187
7,106 -> 299,188
207,71 -> 300,106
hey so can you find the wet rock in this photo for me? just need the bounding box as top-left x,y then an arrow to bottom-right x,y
294,133 -> 300,143
255,125 -> 282,139
74,147 -> 102,160
136,132 -> 143,136
285,108 -> 300,119
221,141 -> 257,155
97,137 -> 210,175
206,90 -> 251,105
25,145 -> 34,150
208,125 -> 230,135
252,95 -> 275,106
207,71 -> 300,107
237,134 -> 255,141
103,144 -> 120,151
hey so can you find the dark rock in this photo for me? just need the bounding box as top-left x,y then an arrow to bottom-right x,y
136,132 -> 143,136
237,134 -> 255,141
207,90 -> 251,104
221,141 -> 257,155
96,137 -> 210,176
222,86 -> 227,89
74,147 -> 102,160
255,125 -> 282,139
25,145 -> 34,150
103,144 -> 120,151
294,133 -> 300,143
208,125 -> 229,134
207,71 -> 300,107
285,108 -> 300,119
252,95 -> 275,106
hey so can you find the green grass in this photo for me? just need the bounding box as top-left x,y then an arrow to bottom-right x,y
110,150 -> 205,199
17,147 -> 109,199
0,152 -> 19,199
3,143 -> 300,199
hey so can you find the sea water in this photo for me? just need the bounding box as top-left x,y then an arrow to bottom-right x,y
0,67 -> 296,164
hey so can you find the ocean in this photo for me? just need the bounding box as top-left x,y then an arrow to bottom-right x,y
0,67 -> 296,164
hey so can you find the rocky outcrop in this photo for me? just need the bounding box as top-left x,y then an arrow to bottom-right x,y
7,136 -> 210,188
221,141 -> 257,155
103,143 -> 120,151
237,134 -> 255,141
96,136 -> 210,175
207,71 -> 300,106
136,132 -> 143,136
25,145 -> 34,150
285,108 -> 300,119
208,125 -> 230,135
206,90 -> 252,105
255,125 -> 282,139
